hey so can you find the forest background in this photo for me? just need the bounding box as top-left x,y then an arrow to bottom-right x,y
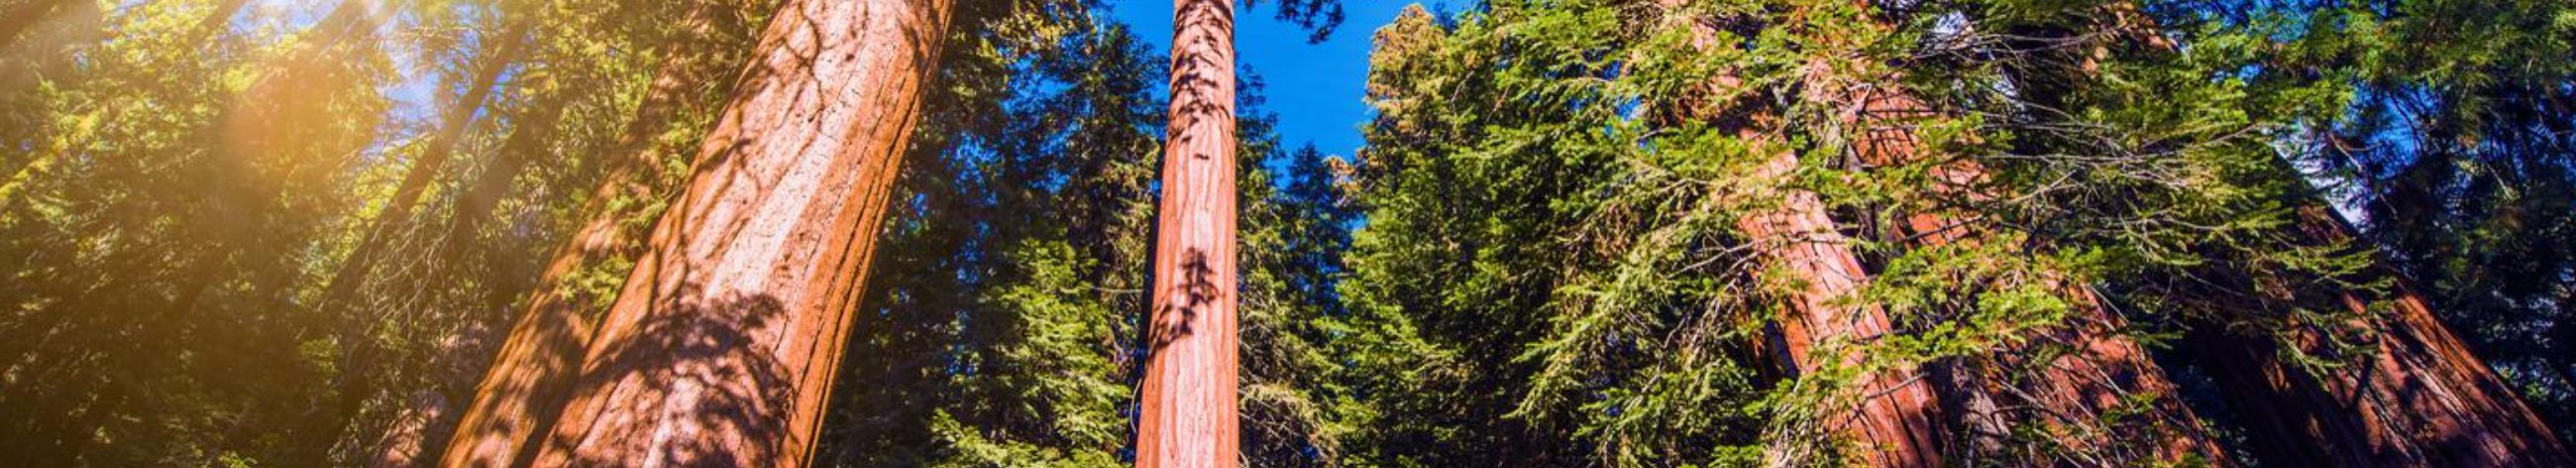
0,0 -> 2571,466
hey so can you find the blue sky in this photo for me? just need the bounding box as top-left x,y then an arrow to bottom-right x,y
1105,1 -> 1443,160
364,1 -> 1437,169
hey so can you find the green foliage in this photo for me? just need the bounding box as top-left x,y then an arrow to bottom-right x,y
2205,0 -> 2576,445
813,8 -> 1350,467
1326,0 -> 2572,465
1,0 -> 2568,466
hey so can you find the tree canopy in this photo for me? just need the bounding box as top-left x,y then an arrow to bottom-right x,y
0,0 -> 2568,466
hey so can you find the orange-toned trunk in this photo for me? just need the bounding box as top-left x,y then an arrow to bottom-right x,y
432,5 -> 745,466
1736,150 -> 1946,468
2176,207 -> 2569,467
434,1 -> 952,466
1136,0 -> 1240,466
1653,4 -> 1942,465
2062,4 -> 2570,465
1839,84 -> 2228,465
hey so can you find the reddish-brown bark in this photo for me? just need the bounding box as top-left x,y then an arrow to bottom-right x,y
1651,4 -> 1943,465
2174,207 -> 2570,467
1734,147 -> 1945,468
1837,83 -> 2229,465
434,1 -> 952,466
433,5 -> 749,466
1136,0 -> 1240,466
2064,5 -> 2570,464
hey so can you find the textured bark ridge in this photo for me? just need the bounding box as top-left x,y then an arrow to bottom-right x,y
1836,83 -> 2229,465
1136,0 -> 1240,467
431,4 -> 741,466
434,1 -> 953,467
2177,207 -> 2570,467
1652,4 -> 1943,466
1737,156 -> 1946,468
2072,4 -> 2570,465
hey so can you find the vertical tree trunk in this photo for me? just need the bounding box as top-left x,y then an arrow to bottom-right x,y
300,19 -> 532,466
1650,4 -> 1943,466
1733,147 -> 1945,468
440,0 -> 953,466
434,5 -> 745,464
1137,0 -> 1239,467
368,69 -> 573,468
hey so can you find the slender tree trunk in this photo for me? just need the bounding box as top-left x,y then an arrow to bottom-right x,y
313,18 -> 530,312
301,19 -> 533,467
440,1 -> 953,466
368,75 -> 574,468
434,5 -> 745,464
1137,0 -> 1239,466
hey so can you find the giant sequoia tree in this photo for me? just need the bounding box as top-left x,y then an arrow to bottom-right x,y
1334,1 -> 2568,466
436,0 -> 954,466
1136,0 -> 1246,465
5,0 -> 2576,467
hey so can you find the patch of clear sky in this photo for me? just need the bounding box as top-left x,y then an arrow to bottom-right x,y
1107,1 -> 1451,166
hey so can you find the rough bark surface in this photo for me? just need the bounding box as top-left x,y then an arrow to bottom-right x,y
2179,207 -> 2570,467
1136,0 -> 1240,466
1838,83 -> 2229,465
1734,147 -> 1944,468
435,1 -> 952,466
2072,4 -> 2570,465
1649,5 -> 1944,466
433,6 -> 747,466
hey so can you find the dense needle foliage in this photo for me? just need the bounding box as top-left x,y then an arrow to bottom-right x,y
0,0 -> 2567,466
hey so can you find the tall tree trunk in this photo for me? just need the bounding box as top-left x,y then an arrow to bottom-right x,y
1733,146 -> 1945,468
434,4 -> 746,464
1650,4 -> 1942,466
2175,207 -> 2571,467
368,71 -> 574,468
313,18 -> 530,313
442,0 -> 953,466
2071,4 -> 2571,465
1137,0 -> 1239,466
1801,7 -> 2228,456
1836,82 -> 2229,465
